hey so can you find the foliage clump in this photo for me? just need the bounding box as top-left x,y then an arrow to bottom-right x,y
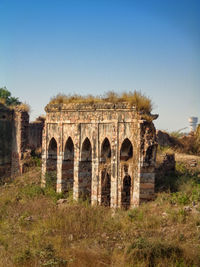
49,90 -> 153,113
0,86 -> 30,112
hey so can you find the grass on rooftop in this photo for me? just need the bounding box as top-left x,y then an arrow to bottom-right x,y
49,91 -> 153,113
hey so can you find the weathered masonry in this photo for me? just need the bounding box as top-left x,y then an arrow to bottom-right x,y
0,103 -> 44,178
42,102 -> 158,208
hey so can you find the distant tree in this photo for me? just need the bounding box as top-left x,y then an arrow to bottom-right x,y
0,87 -> 21,106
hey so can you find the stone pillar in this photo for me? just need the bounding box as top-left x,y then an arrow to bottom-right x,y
41,123 -> 47,187
117,162 -> 122,208
110,123 -> 118,208
11,110 -> 29,178
91,124 -> 99,206
73,125 -> 80,201
56,153 -> 63,192
56,123 -> 63,193
73,146 -> 79,200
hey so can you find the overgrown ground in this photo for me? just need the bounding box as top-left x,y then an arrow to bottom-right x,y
0,154 -> 200,267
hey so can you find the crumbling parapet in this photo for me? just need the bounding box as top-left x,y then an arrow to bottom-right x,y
42,102 -> 158,208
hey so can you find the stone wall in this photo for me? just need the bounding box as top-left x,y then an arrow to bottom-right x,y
0,105 -> 44,179
11,110 -> 29,177
28,117 -> 45,151
42,102 -> 158,208
0,104 -> 13,177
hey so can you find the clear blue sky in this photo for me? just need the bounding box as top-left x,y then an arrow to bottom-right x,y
0,0 -> 199,131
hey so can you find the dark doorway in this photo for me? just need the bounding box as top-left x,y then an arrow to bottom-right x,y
100,138 -> 111,206
62,137 -> 74,193
121,175 -> 131,209
78,138 -> 92,202
46,137 -> 57,190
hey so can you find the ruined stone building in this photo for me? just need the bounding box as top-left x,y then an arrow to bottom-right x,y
42,102 -> 157,208
0,103 -> 44,177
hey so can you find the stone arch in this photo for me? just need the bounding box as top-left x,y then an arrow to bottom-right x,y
78,137 -> 92,201
120,138 -> 133,209
62,137 -> 74,193
100,138 -> 111,206
46,137 -> 57,190
120,138 -> 133,161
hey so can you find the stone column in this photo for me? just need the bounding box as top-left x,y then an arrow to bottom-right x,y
91,123 -> 99,206
110,123 -> 118,208
41,123 -> 47,187
73,146 -> 79,200
56,123 -> 63,193
11,110 -> 29,178
56,152 -> 63,193
73,125 -> 80,200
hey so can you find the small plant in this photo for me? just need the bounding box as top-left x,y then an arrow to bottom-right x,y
19,184 -> 44,199
39,244 -> 67,267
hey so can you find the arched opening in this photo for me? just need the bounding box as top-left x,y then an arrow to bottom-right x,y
145,145 -> 156,164
46,137 -> 57,190
120,138 -> 133,209
120,138 -> 133,161
62,137 -> 74,193
121,175 -> 131,209
100,138 -> 111,206
78,138 -> 92,202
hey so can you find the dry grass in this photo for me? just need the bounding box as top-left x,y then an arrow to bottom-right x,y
0,101 -> 30,113
49,91 -> 153,113
0,153 -> 200,267
10,103 -> 30,112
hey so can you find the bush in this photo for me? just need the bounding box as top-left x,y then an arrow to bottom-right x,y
126,237 -> 183,267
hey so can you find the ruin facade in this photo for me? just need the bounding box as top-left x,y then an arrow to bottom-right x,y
42,102 -> 158,208
0,103 -> 44,178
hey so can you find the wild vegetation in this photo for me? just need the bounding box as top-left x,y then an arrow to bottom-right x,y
0,87 -> 30,112
49,91 -> 153,113
0,150 -> 200,267
160,126 -> 200,156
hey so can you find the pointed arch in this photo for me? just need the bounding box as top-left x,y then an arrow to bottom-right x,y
62,137 -> 74,193
81,137 -> 92,161
46,137 -> 57,190
100,138 -> 111,206
120,138 -> 133,209
101,138 -> 111,163
120,138 -> 133,161
78,137 -> 92,201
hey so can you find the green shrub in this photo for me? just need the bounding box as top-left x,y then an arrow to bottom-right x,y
38,244 -> 67,267
126,237 -> 183,267
19,184 -> 44,199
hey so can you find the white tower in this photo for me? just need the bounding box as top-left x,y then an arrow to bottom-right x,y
188,117 -> 198,132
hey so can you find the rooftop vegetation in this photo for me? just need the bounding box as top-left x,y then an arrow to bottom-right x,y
49,91 -> 153,113
0,87 -> 30,112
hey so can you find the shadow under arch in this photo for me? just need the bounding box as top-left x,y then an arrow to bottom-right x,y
120,138 -> 133,209
78,137 -> 92,202
100,137 -> 111,206
46,137 -> 57,191
62,137 -> 74,193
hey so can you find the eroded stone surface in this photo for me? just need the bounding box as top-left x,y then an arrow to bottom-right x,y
42,102 -> 158,208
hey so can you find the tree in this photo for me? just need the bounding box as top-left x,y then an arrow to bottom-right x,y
0,87 -> 21,106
